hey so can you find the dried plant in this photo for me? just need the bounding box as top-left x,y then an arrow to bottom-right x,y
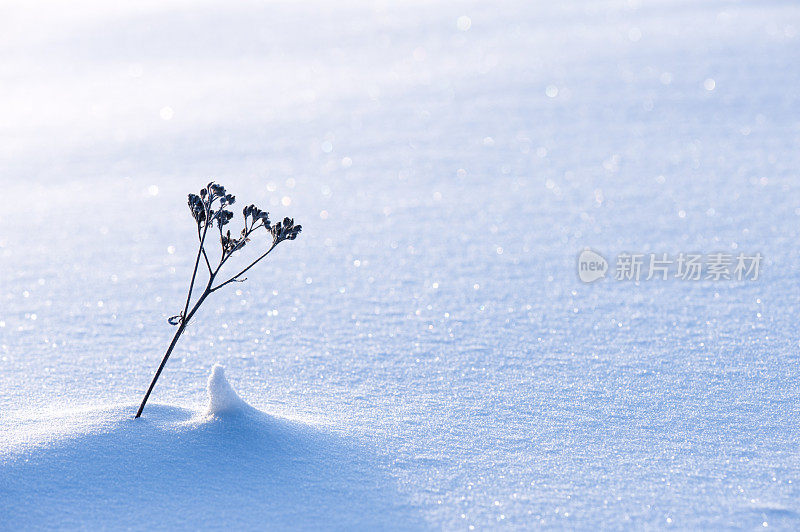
135,182 -> 301,418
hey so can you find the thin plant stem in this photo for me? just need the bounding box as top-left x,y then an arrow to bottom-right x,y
183,222 -> 209,320
135,281 -> 213,418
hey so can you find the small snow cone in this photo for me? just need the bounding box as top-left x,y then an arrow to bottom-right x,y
206,364 -> 247,416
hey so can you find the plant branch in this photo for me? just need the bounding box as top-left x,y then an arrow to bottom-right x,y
182,221 -> 210,321
211,241 -> 277,292
201,248 -> 213,275
197,225 -> 214,275
214,219 -> 266,275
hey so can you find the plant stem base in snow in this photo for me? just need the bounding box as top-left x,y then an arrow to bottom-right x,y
134,325 -> 184,418
135,288 -> 211,418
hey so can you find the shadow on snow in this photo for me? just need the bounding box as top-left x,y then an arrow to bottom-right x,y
0,403 -> 425,530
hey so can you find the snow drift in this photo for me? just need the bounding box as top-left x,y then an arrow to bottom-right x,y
0,366 -> 423,529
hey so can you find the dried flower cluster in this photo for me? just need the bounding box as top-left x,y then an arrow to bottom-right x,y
186,184 -> 300,263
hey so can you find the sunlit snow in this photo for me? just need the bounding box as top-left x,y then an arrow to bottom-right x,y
1,0 -> 799,529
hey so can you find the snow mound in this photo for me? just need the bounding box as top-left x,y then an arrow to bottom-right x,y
206,364 -> 248,416
0,369 -> 423,529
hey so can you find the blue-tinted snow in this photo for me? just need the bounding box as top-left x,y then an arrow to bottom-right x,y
1,0 -> 799,529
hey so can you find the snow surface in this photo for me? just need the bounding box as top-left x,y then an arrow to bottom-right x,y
1,366 -> 423,529
1,0 -> 800,529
